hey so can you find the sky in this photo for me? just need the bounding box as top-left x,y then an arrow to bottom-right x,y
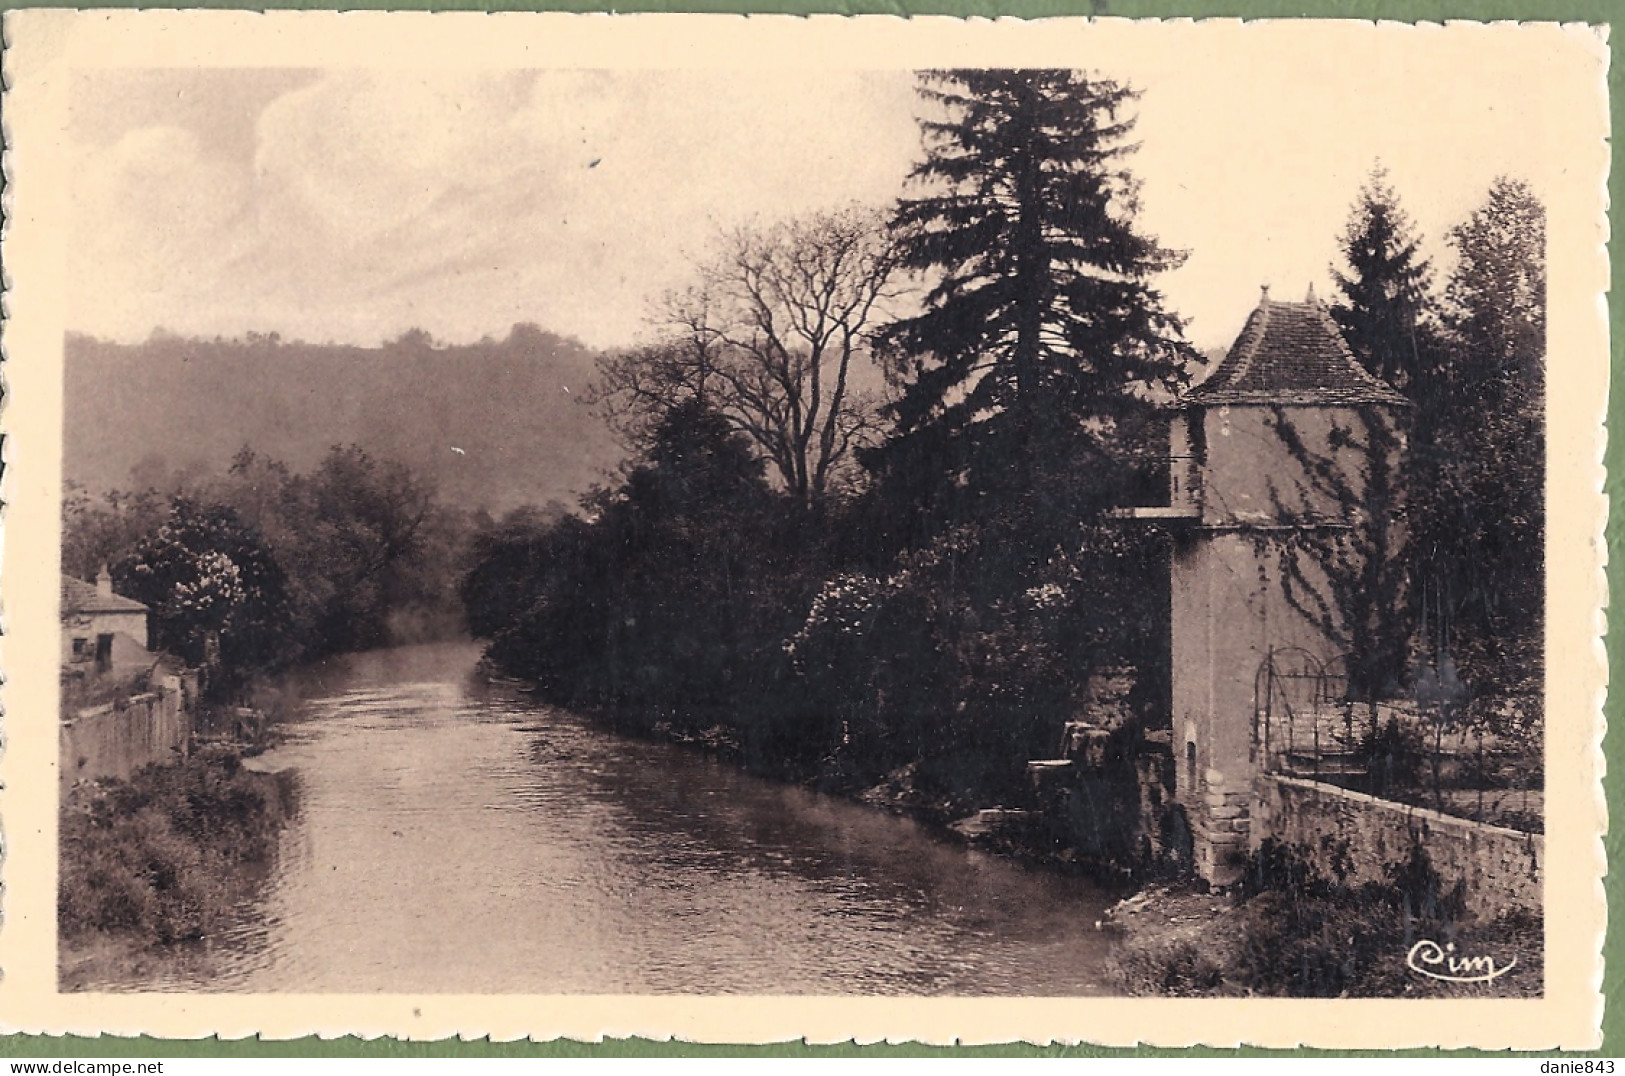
66,27 -> 1591,353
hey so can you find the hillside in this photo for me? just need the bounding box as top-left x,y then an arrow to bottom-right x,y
65,326 -> 626,514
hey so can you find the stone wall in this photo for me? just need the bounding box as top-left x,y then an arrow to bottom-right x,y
61,673 -> 195,790
1252,774 -> 1542,920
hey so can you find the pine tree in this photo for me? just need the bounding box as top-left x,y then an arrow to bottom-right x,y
873,69 -> 1191,528
1330,166 -> 1436,393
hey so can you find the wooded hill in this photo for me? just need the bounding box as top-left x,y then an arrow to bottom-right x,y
65,326 -> 625,513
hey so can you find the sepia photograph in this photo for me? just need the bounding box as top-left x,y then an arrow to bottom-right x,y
3,11 -> 1607,1047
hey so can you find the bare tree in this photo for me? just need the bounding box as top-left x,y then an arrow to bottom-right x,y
592,206 -> 901,507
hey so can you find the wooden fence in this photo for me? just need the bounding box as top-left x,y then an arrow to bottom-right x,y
61,671 -> 198,790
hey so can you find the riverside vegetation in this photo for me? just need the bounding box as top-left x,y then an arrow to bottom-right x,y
59,747 -> 297,988
60,443 -> 472,981
1106,840 -> 1542,997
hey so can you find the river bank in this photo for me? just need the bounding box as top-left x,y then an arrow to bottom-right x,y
586,698 -> 1114,880
59,745 -> 297,991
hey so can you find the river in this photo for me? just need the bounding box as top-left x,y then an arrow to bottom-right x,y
114,642 -> 1122,994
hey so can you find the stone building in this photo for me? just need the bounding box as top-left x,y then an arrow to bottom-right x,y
1129,286 -> 1408,883
61,567 -> 153,676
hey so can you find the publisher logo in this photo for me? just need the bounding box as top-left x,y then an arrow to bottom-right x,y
1406,939 -> 1516,984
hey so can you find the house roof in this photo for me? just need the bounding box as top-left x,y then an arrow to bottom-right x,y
1183,289 -> 1409,408
61,575 -> 148,617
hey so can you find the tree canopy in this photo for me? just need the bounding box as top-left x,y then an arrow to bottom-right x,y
67,443 -> 471,700
1330,166 -> 1436,394
114,499 -> 293,679
874,68 -> 1191,523
1322,169 -> 1546,705
1413,176 -> 1546,690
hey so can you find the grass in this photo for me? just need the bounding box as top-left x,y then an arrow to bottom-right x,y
59,746 -> 297,956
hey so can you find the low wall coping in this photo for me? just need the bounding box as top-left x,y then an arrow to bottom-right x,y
1265,774 -> 1543,848
69,690 -> 166,723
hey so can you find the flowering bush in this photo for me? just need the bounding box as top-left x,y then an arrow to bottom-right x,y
784,572 -> 896,676
165,551 -> 246,633
116,499 -> 292,680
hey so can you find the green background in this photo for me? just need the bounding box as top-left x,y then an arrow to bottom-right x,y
2,0 -> 1617,1057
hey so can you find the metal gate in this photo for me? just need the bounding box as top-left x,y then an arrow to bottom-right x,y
1253,647 -> 1353,778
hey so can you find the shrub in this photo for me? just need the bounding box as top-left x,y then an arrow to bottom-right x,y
1112,937 -> 1228,997
59,750 -> 296,945
1359,715 -> 1426,797
1231,838 -> 1472,997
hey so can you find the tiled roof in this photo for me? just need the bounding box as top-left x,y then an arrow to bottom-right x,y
1183,293 -> 1409,407
61,575 -> 148,616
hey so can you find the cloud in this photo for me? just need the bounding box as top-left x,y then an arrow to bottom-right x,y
253,71 -> 549,245
68,69 -> 920,348
70,126 -> 253,335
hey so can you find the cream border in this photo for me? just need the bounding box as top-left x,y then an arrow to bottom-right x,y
0,11 -> 1607,1048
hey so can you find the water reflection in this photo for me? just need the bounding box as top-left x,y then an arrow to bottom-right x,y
106,642 -> 1120,995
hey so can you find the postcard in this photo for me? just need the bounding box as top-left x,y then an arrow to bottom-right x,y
1,10 -> 1607,1047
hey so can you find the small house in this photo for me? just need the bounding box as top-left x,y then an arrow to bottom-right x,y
61,567 -> 153,676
